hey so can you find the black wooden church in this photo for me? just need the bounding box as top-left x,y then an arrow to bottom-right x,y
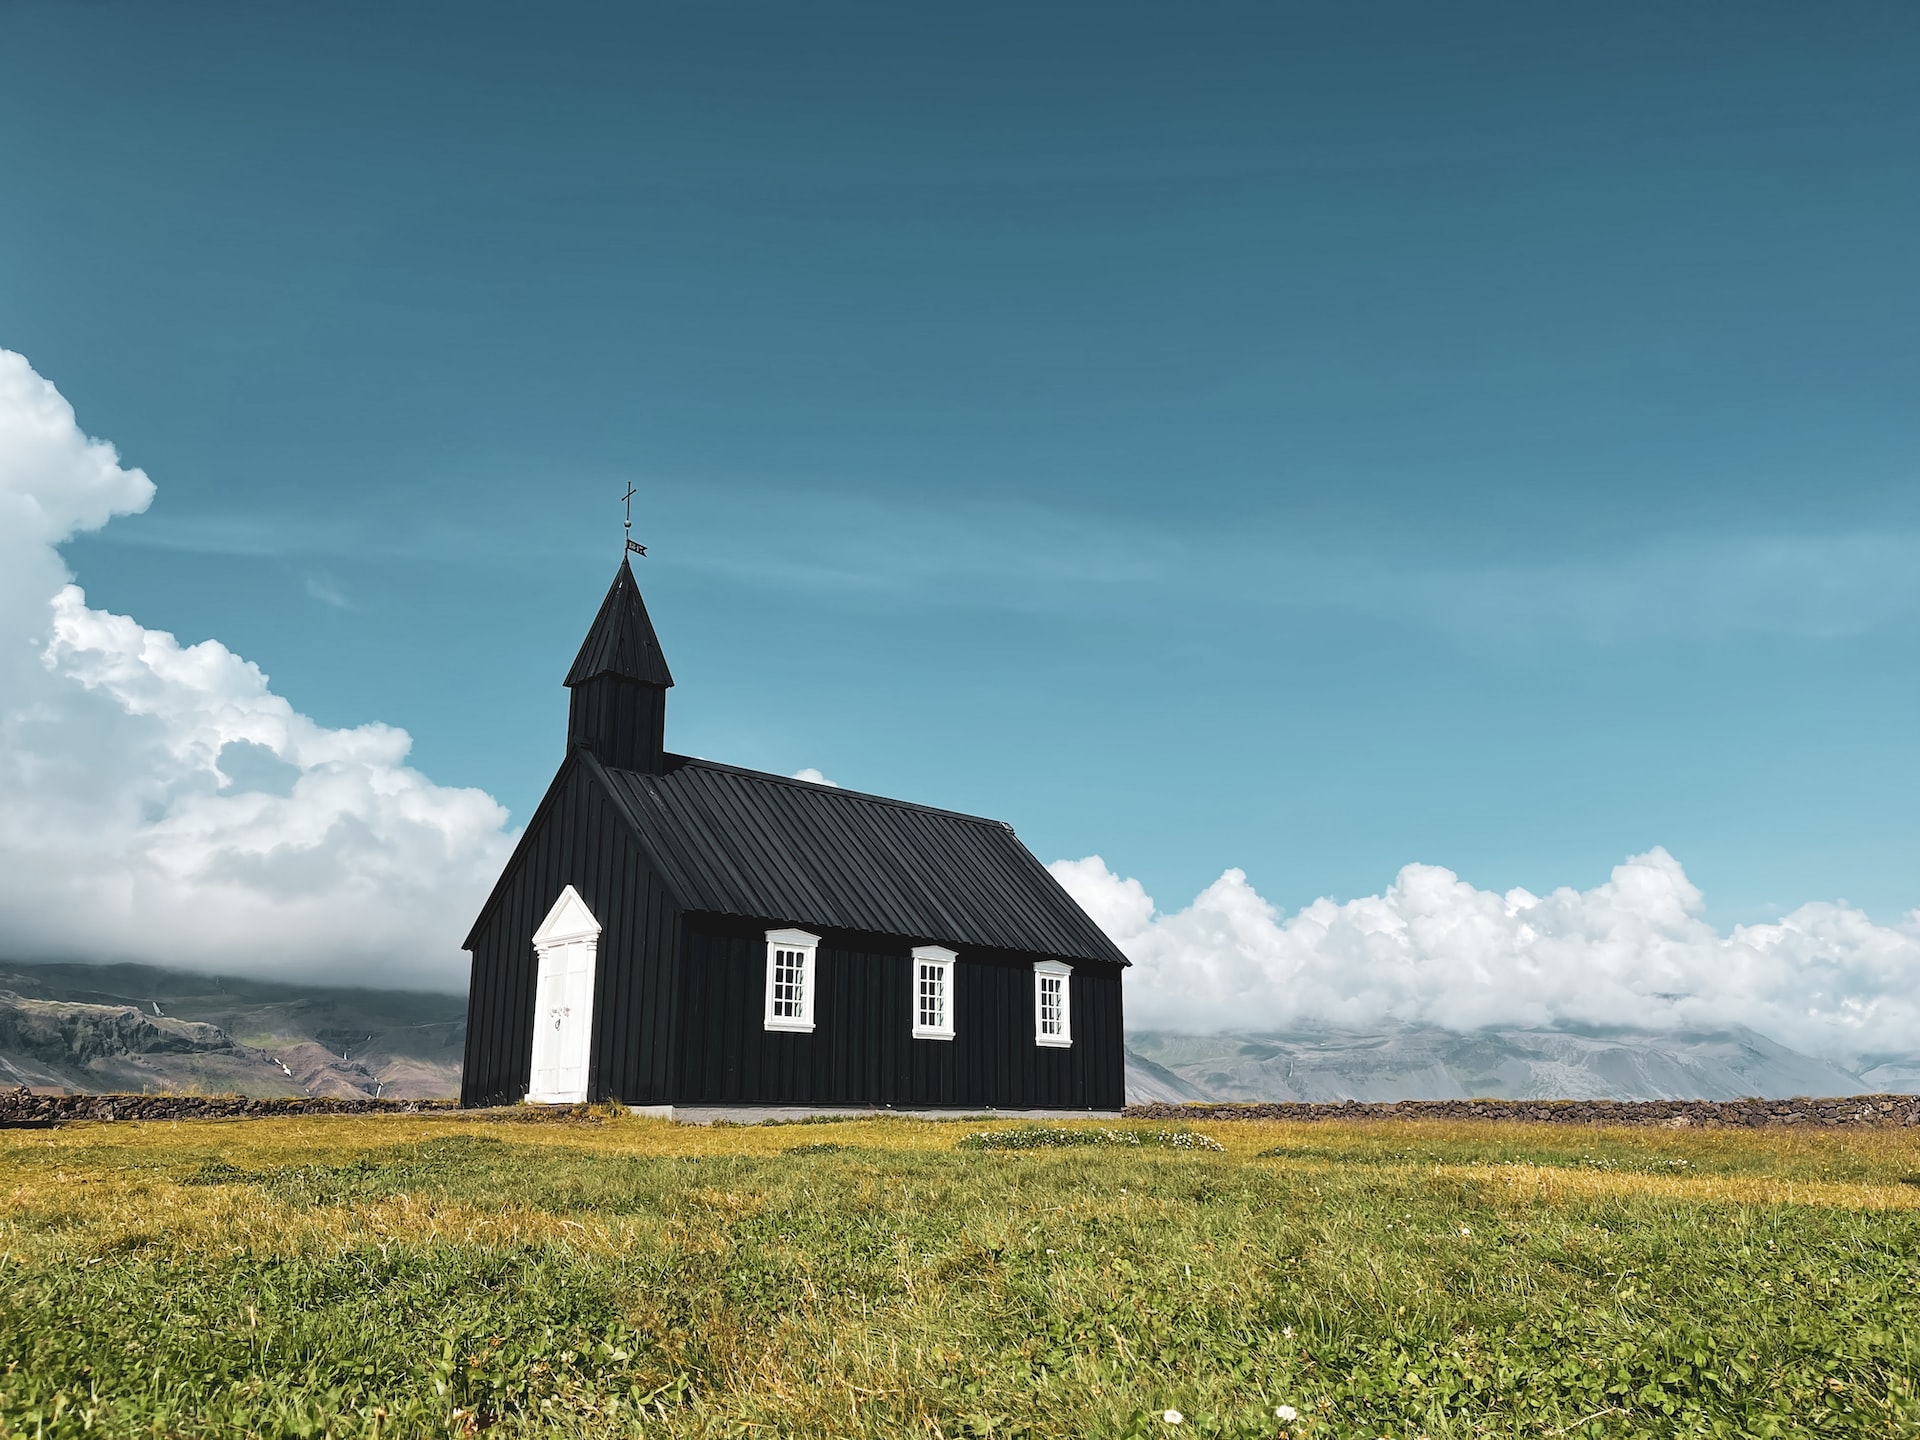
460,557 -> 1128,1114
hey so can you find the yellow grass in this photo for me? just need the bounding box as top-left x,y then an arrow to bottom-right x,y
1454,1162 -> 1920,1211
8,1111 -> 1918,1269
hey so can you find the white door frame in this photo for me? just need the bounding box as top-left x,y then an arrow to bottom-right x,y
526,884 -> 601,1104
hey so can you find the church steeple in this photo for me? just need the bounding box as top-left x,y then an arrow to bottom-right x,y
565,557 -> 673,772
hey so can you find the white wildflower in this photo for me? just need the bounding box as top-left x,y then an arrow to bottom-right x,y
1460,1226 -> 1472,1236
1276,1403 -> 1299,1420
1163,1410 -> 1184,1425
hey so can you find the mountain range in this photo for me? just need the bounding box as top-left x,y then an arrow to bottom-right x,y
4,960 -> 1912,1103
0,961 -> 462,1098
1124,1026 -> 1920,1104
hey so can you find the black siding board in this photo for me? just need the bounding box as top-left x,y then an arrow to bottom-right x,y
567,677 -> 667,775
671,913 -> 1123,1110
463,758 -> 576,950
460,763 -> 683,1108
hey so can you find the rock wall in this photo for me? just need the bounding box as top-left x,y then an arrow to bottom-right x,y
1123,1095 -> 1920,1127
10,1088 -> 1920,1128
0,1090 -> 457,1125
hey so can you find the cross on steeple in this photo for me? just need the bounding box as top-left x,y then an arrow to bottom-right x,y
621,482 -> 646,558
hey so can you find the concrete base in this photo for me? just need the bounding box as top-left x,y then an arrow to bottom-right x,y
627,1103 -> 1124,1126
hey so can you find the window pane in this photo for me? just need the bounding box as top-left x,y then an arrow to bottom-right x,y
1039,974 -> 1063,1034
917,960 -> 946,1030
773,948 -> 806,1018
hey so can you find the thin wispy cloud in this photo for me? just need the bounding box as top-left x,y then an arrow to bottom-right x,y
657,486 -> 1168,607
303,571 -> 352,610
651,480 -> 1920,645
83,466 -> 1920,649
1331,531 -> 1920,648
88,511 -> 356,559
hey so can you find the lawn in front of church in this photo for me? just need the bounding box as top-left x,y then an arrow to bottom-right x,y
2,1111 -> 1916,1437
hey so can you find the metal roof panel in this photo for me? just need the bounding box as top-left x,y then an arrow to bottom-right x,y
590,754 -> 1129,966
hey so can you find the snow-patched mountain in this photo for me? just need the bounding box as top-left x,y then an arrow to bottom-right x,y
1125,1025 -> 1901,1104
0,961 -> 463,1098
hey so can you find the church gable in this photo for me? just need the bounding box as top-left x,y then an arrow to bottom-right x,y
460,756 -> 683,1108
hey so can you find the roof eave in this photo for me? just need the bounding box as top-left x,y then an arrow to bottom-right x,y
574,748 -> 700,912
461,753 -> 580,952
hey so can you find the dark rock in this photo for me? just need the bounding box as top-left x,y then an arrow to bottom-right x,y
0,1086 -> 458,1126
1121,1095 -> 1920,1128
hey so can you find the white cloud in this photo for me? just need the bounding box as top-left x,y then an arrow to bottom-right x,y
1052,849 -> 1920,1061
0,350 -> 513,990
791,767 -> 840,787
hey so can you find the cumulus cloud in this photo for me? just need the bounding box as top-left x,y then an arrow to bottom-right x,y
0,350 -> 513,990
1052,850 -> 1920,1061
791,767 -> 840,787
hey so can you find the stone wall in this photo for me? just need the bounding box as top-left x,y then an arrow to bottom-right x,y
10,1087 -> 1920,1129
0,1090 -> 460,1126
1123,1095 -> 1920,1127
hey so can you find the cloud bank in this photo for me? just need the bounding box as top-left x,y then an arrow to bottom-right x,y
1052,850 -> 1920,1060
0,350 -> 513,990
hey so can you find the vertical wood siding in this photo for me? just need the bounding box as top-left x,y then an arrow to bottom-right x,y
460,762 -> 682,1106
567,677 -> 666,774
672,915 -> 1125,1110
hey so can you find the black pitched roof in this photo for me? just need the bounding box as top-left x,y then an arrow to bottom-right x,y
587,752 -> 1130,967
565,558 -> 674,688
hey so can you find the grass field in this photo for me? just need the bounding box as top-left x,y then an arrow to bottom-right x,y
3,1113 -> 1918,1438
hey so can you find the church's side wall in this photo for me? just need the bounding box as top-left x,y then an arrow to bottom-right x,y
672,915 -> 1125,1110
461,762 -> 682,1107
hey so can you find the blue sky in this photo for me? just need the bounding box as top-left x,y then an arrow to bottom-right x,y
4,0 -> 1918,933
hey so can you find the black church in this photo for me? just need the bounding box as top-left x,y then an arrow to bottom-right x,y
459,558 -> 1128,1115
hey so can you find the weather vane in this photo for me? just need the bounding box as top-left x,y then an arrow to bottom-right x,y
621,482 -> 646,558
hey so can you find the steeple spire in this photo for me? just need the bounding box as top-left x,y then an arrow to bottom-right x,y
565,557 -> 673,689
565,558 -> 673,771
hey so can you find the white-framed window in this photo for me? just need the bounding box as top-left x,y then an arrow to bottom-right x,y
1034,959 -> 1073,1047
911,945 -> 957,1040
764,928 -> 820,1033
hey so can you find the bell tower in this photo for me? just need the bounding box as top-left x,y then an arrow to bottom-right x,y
564,557 -> 674,772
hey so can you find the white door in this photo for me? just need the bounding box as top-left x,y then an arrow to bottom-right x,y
527,886 -> 601,1103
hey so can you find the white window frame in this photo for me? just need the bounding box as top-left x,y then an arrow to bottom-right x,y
763,927 -> 820,1033
911,945 -> 957,1040
1034,959 -> 1073,1047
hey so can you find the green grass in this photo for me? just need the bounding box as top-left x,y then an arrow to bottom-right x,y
2,1114 -> 1918,1437
960,1126 -> 1225,1152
